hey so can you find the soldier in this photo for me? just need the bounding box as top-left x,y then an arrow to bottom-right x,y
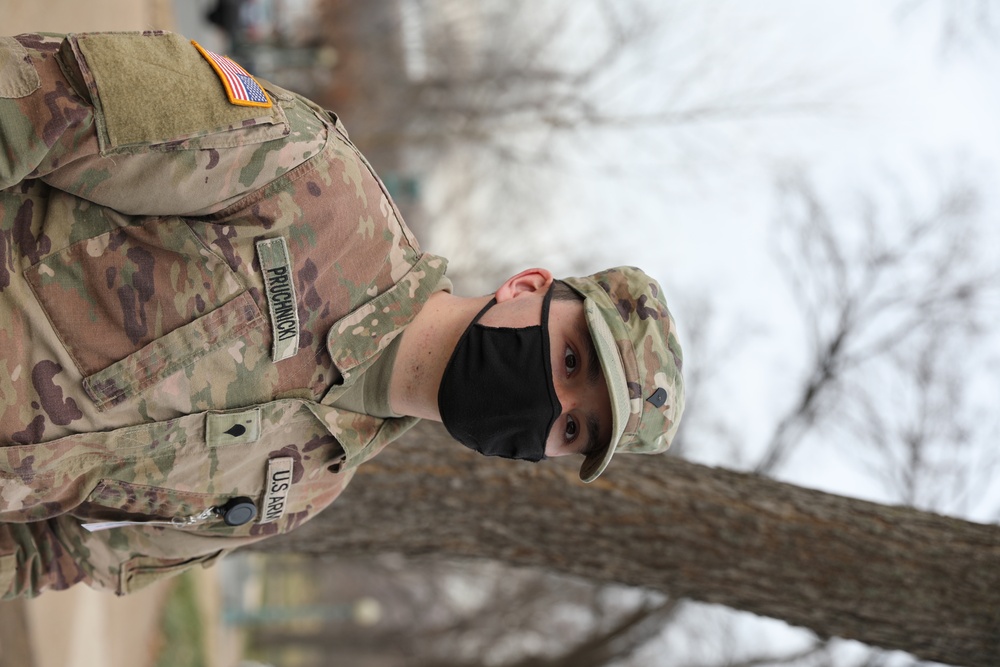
0,31 -> 684,598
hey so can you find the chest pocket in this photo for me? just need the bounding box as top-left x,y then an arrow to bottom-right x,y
25,217 -> 263,410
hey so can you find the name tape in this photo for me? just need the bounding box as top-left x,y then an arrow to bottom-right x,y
260,456 -> 294,524
256,237 -> 300,362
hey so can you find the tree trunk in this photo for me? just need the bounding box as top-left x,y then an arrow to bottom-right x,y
254,422 -> 1000,667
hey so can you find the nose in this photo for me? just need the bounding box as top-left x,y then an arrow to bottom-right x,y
552,378 -> 578,412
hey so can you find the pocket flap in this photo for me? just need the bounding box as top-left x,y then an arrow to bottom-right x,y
83,291 -> 263,410
0,37 -> 40,98
119,550 -> 226,595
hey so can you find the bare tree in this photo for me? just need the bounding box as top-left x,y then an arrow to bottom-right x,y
238,552 -> 682,667
254,419 -> 1000,667
757,169 -> 1000,505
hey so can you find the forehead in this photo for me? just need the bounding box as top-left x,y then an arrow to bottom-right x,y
547,297 -> 588,339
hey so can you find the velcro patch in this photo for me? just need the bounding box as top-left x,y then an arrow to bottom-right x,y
192,40 -> 272,108
256,237 -> 300,362
206,408 -> 261,447
260,457 -> 294,524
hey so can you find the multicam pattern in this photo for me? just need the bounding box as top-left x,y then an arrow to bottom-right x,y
0,32 -> 446,598
563,267 -> 685,483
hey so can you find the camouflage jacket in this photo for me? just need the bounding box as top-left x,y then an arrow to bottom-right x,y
0,32 -> 447,598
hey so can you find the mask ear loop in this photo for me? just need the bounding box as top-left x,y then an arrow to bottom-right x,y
438,296 -> 497,379
436,296 -> 499,422
470,297 -> 498,325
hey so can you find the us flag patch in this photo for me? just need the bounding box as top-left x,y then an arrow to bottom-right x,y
192,41 -> 272,108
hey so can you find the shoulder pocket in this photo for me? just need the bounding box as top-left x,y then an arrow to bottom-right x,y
62,32 -> 288,154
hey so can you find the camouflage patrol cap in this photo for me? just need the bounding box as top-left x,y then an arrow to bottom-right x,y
561,267 -> 684,482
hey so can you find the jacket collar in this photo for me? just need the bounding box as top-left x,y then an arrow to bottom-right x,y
325,252 -> 449,384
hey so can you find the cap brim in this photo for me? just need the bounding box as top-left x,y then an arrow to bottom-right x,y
578,298 -> 630,482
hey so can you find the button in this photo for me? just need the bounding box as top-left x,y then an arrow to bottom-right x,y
219,497 -> 257,526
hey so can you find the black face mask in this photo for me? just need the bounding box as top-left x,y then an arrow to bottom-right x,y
437,287 -> 563,461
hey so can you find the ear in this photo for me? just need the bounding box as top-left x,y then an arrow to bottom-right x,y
494,268 -> 554,303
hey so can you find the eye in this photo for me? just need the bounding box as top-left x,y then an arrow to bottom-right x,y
565,414 -> 579,443
564,346 -> 578,375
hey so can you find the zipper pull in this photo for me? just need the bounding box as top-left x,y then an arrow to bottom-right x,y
81,496 -> 257,532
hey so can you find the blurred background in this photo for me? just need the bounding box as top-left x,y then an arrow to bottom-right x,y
2,1 -> 999,666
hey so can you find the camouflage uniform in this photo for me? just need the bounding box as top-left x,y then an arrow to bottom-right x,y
0,32 -> 447,597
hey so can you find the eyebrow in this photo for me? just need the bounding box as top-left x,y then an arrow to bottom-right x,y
579,318 -> 602,386
585,410 -> 601,457
578,317 -> 605,456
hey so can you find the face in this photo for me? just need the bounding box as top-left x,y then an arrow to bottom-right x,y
478,292 -> 612,460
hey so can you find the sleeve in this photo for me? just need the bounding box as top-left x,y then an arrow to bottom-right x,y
0,32 -> 326,216
0,34 -> 90,191
0,516 -> 229,599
